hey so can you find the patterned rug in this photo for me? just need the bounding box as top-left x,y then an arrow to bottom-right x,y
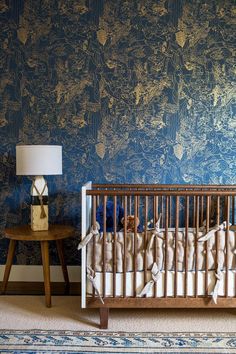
0,330 -> 236,353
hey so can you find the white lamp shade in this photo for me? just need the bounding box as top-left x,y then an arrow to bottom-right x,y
16,145 -> 62,175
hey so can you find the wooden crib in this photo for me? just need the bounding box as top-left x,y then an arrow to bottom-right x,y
80,183 -> 236,328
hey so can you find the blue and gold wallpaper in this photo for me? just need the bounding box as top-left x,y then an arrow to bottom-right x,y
0,0 -> 235,265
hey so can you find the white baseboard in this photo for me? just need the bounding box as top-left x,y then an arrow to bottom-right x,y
0,265 -> 81,282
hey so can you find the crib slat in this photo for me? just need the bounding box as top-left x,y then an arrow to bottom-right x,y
92,195 -> 97,228
200,196 -> 204,226
162,196 -> 164,228
233,196 -> 236,298
209,196 -> 212,223
129,195 -> 132,215
234,198 -> 236,298
164,196 -> 169,298
123,196 -> 127,298
174,196 -> 179,297
156,196 -> 159,221
169,196 -> 171,228
195,196 -> 199,297
113,196 -> 117,298
233,196 -> 235,225
92,196 -> 97,298
185,196 -> 189,298
134,196 -> 138,297
103,195 -> 107,298
216,196 -> 220,283
153,196 -> 157,297
205,196 -> 210,296
232,196 -> 236,296
144,196 -> 148,288
153,196 -> 156,225
155,196 -> 159,221
193,196 -> 196,228
154,231 -> 157,298
226,196 -> 230,297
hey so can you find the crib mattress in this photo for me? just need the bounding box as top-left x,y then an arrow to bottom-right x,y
87,269 -> 236,298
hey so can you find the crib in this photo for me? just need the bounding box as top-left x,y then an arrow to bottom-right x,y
80,183 -> 236,329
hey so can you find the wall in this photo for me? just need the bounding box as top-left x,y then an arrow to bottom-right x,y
0,0 -> 235,266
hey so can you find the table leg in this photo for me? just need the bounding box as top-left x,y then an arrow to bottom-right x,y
40,241 -> 51,307
56,239 -> 70,293
1,240 -> 16,294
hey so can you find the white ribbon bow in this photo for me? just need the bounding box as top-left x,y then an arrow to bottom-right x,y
198,222 -> 231,242
138,262 -> 160,297
87,266 -> 104,304
147,215 -> 163,253
147,214 -> 162,232
78,223 -> 100,250
210,264 -> 223,304
198,222 -> 231,304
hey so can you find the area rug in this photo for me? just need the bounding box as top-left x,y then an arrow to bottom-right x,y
0,330 -> 236,353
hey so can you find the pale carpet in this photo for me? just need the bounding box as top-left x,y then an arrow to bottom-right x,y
0,296 -> 236,332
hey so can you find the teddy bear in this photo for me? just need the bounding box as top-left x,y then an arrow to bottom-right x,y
121,215 -> 140,232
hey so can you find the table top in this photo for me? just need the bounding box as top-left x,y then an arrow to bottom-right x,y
4,225 -> 75,241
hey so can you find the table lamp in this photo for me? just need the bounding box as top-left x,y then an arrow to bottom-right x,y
16,145 -> 62,231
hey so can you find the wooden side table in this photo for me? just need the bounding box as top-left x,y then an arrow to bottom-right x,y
2,224 -> 74,307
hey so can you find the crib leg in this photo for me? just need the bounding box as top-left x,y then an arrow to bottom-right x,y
100,308 -> 109,329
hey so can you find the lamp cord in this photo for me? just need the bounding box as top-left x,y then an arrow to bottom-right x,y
32,180 -> 48,219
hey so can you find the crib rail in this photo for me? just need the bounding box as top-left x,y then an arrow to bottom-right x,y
93,184 -> 236,190
82,183 -> 236,310
88,190 -> 236,196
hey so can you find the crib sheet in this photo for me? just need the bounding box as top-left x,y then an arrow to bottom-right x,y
86,269 -> 236,298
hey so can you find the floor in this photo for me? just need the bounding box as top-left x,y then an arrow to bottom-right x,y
0,296 -> 236,332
